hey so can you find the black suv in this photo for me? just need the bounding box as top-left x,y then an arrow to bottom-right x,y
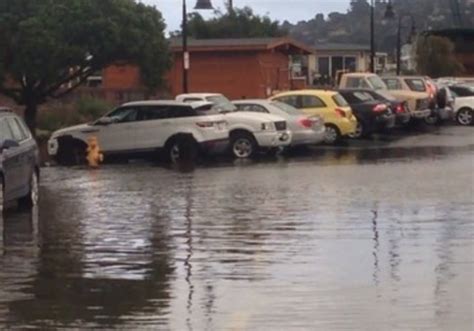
0,108 -> 40,211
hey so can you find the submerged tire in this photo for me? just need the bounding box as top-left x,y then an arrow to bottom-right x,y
230,132 -> 257,159
18,171 -> 39,209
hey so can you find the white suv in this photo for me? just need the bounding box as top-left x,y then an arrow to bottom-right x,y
48,101 -> 229,164
176,93 -> 292,158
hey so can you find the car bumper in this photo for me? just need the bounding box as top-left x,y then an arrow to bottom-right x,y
395,112 -> 411,125
199,138 -> 229,155
410,108 -> 431,119
376,114 -> 396,130
291,126 -> 326,146
435,107 -> 455,120
337,115 -> 358,136
254,130 -> 292,147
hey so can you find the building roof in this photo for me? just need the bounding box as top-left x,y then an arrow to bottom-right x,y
313,43 -> 371,52
170,37 -> 313,54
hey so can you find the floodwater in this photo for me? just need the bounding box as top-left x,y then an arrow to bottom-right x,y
1,126 -> 473,330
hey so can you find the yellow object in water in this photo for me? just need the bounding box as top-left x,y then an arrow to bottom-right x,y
86,136 -> 104,168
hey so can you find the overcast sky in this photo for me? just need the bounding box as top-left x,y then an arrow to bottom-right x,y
141,0 -> 351,33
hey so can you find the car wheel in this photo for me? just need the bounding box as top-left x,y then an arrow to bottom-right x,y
348,121 -> 365,139
230,132 -> 257,159
57,143 -> 86,166
0,176 -> 4,214
165,136 -> 198,164
424,113 -> 440,125
456,108 -> 473,126
18,171 -> 39,209
324,124 -> 341,144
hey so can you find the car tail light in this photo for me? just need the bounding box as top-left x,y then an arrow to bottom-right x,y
372,104 -> 387,113
298,117 -> 313,128
395,103 -> 405,114
335,108 -> 346,118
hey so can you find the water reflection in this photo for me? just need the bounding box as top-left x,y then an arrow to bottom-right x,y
0,137 -> 473,330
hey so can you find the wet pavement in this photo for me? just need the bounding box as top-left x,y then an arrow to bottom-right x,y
1,125 -> 473,330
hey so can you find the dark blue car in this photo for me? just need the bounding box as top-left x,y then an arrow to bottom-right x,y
0,108 -> 40,212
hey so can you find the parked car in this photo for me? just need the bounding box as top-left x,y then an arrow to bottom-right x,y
269,90 -> 357,144
48,101 -> 229,165
0,108 -> 40,212
380,76 -> 433,121
338,89 -> 396,138
232,99 -> 326,147
350,88 -> 411,125
177,93 -> 292,158
447,85 -> 474,126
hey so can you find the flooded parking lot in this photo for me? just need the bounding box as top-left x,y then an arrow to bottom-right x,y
1,126 -> 473,330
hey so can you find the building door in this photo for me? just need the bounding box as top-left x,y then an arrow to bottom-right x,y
331,56 -> 343,79
344,57 -> 357,72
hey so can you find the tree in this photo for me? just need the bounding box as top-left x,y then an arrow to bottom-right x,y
177,7 -> 286,39
0,0 -> 170,133
415,36 -> 464,78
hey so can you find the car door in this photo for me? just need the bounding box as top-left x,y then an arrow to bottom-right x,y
1,117 -> 27,199
134,105 -> 176,150
93,106 -> 139,153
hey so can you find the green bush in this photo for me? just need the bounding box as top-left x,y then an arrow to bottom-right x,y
36,97 -> 112,133
76,97 -> 112,121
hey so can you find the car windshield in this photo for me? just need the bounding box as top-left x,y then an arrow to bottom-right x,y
332,93 -> 349,107
368,76 -> 387,90
405,79 -> 427,92
206,95 -> 237,112
271,101 -> 304,115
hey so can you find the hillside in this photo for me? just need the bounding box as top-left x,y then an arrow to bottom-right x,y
283,0 -> 474,52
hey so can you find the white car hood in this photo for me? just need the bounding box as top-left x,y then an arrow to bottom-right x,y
51,123 -> 93,138
224,111 -> 285,122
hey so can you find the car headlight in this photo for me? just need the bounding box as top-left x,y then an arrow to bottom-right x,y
261,122 -> 274,131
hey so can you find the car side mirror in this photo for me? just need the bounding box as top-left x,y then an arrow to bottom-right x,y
95,117 -> 115,126
0,139 -> 19,152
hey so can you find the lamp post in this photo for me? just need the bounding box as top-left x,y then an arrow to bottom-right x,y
383,0 -> 417,75
182,0 -> 214,93
370,0 -> 375,73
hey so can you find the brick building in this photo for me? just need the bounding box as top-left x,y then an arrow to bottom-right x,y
96,37 -> 312,103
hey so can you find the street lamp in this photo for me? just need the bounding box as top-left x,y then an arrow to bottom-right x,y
370,0 -> 375,73
182,0 -> 214,93
384,0 -> 417,75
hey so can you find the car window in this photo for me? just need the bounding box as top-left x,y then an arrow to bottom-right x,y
183,98 -> 203,102
193,104 -> 220,115
346,77 -> 368,88
235,104 -> 269,113
449,86 -> 474,97
138,106 -> 169,120
168,106 -> 198,118
383,78 -> 402,90
6,117 -> 27,142
271,101 -> 304,115
367,76 -> 387,90
274,95 -> 300,108
372,90 -> 397,101
301,95 -> 326,108
107,107 -> 139,123
405,79 -> 427,92
0,118 -> 14,141
332,93 -> 349,107
14,117 -> 31,139
206,95 -> 237,111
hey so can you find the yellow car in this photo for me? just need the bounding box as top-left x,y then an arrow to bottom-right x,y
269,90 -> 357,144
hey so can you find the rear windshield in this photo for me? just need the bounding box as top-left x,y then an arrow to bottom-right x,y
332,93 -> 349,107
271,101 -> 304,115
206,95 -> 237,111
405,79 -> 427,92
373,90 -> 397,101
368,76 -> 387,90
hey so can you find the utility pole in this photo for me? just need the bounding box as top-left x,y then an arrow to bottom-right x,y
370,0 -> 375,73
228,0 -> 233,12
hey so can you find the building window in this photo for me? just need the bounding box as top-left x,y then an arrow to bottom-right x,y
344,57 -> 357,72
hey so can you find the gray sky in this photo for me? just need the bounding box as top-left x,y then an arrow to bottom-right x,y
141,0 -> 351,33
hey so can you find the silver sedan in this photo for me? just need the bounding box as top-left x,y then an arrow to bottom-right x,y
232,100 -> 325,147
